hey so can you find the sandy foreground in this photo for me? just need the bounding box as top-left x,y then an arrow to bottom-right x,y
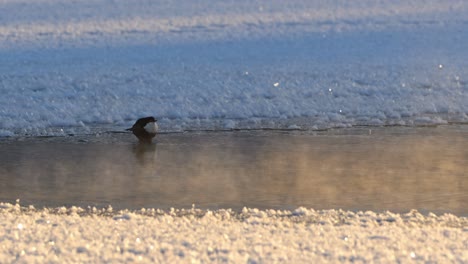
0,202 -> 467,263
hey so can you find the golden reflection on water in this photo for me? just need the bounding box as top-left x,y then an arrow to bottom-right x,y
0,127 -> 467,214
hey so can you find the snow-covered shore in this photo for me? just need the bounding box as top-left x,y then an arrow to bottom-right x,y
1,0 -> 467,136
1,202 -> 466,263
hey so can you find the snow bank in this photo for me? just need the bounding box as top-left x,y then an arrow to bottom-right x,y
0,202 -> 466,263
0,0 -> 467,136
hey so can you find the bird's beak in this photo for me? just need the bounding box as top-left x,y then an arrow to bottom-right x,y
126,128 -> 133,131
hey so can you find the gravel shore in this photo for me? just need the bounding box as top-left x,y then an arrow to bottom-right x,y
1,202 -> 466,263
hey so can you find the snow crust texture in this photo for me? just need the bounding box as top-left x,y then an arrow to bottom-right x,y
0,203 -> 467,263
1,0 -> 468,135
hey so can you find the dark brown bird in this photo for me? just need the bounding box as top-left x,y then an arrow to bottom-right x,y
127,116 -> 158,143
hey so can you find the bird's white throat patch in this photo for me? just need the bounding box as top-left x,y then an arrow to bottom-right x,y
144,121 -> 158,134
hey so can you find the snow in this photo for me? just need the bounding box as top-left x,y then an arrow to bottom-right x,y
1,202 -> 467,263
0,0 -> 467,136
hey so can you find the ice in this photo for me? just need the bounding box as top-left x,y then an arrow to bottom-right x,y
0,130 -> 14,137
0,0 -> 467,136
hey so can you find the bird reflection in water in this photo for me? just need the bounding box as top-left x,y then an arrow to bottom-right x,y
132,141 -> 158,166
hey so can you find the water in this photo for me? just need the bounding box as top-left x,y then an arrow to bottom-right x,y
0,126 -> 467,215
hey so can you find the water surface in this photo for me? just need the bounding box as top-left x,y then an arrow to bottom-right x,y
0,126 -> 467,215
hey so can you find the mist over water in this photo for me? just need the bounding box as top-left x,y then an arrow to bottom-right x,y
1,126 -> 466,215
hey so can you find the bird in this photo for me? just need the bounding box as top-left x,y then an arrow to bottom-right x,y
127,116 -> 158,143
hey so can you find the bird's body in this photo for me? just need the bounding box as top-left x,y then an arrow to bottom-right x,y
127,116 -> 158,143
